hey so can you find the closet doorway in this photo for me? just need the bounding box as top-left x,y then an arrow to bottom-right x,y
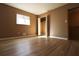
38,16 -> 50,37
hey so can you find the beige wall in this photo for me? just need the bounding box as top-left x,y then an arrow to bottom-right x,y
39,3 -> 79,38
0,4 -> 37,38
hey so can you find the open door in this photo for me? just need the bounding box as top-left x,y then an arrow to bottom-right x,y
69,8 -> 79,40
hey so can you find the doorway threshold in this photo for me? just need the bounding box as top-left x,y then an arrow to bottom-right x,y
38,35 -> 48,38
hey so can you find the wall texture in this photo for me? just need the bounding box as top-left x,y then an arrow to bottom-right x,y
0,4 -> 37,38
39,3 -> 79,38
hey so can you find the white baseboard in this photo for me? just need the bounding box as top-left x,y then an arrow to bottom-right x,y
0,36 -> 36,40
0,36 -> 68,40
49,36 -> 68,40
0,37 -> 19,40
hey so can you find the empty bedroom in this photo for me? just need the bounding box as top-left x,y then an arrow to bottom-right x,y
0,3 -> 79,56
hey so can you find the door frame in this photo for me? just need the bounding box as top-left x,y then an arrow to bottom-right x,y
38,16 -> 48,37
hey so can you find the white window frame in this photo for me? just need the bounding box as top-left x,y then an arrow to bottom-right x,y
16,14 -> 30,25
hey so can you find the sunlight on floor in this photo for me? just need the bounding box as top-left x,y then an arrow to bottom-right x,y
38,36 -> 48,38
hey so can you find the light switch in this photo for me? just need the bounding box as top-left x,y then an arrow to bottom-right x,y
65,19 -> 67,23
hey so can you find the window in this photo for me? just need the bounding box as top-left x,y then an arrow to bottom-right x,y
16,14 -> 30,25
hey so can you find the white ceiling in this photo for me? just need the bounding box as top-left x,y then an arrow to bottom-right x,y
5,3 -> 67,15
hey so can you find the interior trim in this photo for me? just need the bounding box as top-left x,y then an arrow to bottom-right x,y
49,36 -> 68,40
0,36 -> 36,40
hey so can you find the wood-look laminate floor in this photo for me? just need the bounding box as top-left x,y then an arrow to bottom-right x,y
0,37 -> 79,56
